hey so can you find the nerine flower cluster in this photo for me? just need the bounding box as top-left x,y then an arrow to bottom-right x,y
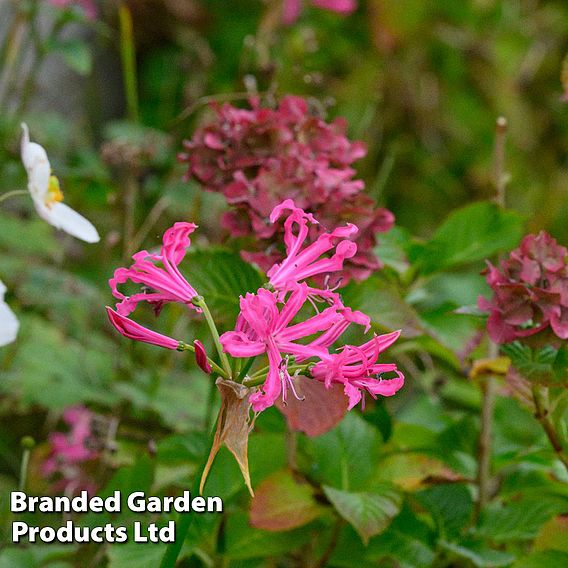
179,96 -> 394,284
107,199 -> 404,412
479,231 -> 568,343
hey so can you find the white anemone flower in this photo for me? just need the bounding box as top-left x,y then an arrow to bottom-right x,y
20,123 -> 100,243
0,279 -> 19,347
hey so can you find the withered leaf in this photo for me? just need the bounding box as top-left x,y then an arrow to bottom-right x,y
200,378 -> 256,497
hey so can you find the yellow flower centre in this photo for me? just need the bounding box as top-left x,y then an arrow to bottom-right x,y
46,175 -> 64,207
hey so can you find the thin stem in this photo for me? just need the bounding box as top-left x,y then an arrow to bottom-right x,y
314,519 -> 343,568
237,356 -> 256,381
122,175 -> 139,259
493,117 -> 508,209
475,346 -> 496,520
130,196 -> 170,252
0,189 -> 28,204
19,437 -> 34,492
192,296 -> 232,378
118,3 -> 139,122
532,385 -> 568,473
475,117 -> 509,521
243,363 -> 313,387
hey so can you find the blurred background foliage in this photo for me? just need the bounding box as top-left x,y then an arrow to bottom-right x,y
1,0 -> 568,567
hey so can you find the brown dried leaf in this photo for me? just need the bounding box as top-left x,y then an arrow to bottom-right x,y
276,376 -> 349,437
200,378 -> 255,497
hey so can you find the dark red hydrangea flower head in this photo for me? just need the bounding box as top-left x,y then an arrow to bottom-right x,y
179,96 -> 394,284
479,231 -> 568,343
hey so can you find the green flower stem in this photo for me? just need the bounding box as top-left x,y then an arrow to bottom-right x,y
532,385 -> 568,474
191,296 -> 232,378
0,189 -> 28,204
243,364 -> 313,388
237,356 -> 256,381
178,342 -> 228,379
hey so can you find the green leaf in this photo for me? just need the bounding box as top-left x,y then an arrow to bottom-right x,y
181,248 -> 263,325
502,343 -> 568,386
224,512 -> 312,560
306,412 -> 382,490
478,498 -> 566,542
409,201 -> 524,274
366,529 -> 436,568
514,551 -> 568,568
250,469 -> 323,531
107,543 -> 167,568
53,39 -> 93,75
342,274 -> 424,337
440,540 -> 516,567
323,484 -> 402,544
415,483 -> 473,539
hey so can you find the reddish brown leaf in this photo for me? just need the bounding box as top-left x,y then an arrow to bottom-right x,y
250,469 -> 322,531
276,376 -> 349,437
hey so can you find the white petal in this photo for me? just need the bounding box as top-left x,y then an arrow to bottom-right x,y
0,280 -> 19,347
21,123 -> 50,201
43,201 -> 100,243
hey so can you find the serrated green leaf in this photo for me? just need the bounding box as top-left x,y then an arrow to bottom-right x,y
502,343 -> 567,386
409,201 -> 524,274
323,484 -> 403,544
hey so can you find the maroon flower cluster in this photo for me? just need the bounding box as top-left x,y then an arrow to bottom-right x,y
179,96 -> 394,283
479,231 -> 568,343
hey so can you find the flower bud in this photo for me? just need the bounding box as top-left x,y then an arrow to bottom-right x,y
194,339 -> 212,374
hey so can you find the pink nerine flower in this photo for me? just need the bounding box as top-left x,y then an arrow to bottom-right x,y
48,0 -> 97,20
110,222 -> 199,317
220,284 -> 341,411
478,231 -> 568,343
267,199 -> 358,294
106,307 -> 181,350
311,331 -> 404,409
283,0 -> 357,25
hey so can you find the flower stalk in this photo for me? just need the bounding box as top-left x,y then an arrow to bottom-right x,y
192,296 -> 233,378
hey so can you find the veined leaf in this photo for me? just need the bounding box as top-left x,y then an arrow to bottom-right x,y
408,201 -> 524,274
323,484 -> 403,544
181,248 -> 263,325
